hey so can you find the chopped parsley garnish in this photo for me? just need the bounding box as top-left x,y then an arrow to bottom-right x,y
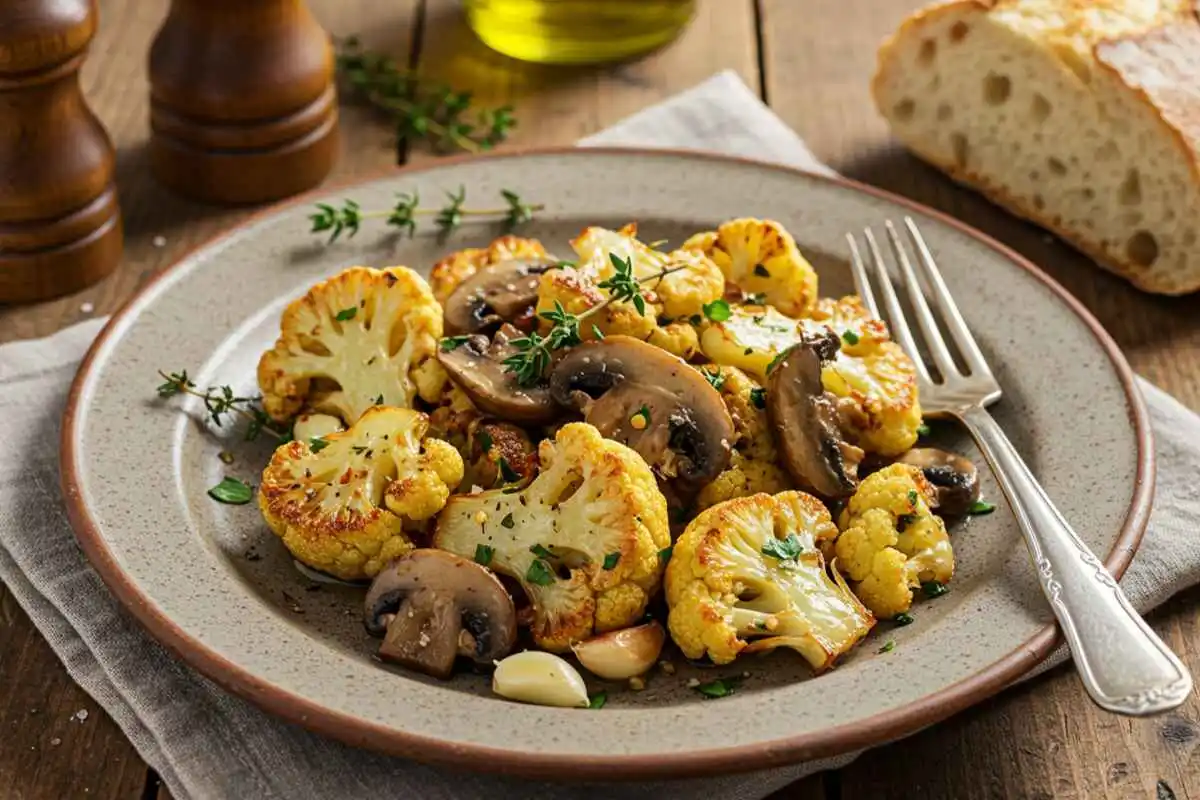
688,314 -> 703,326
658,545 -> 674,564
907,489 -> 918,505
335,307 -> 357,322
878,640 -> 895,654
309,437 -> 329,453
529,543 -> 555,559
208,476 -> 253,505
702,368 -> 726,391
374,394 -> 384,405
350,445 -> 368,454
893,612 -> 914,626
694,677 -> 743,699
497,456 -> 521,483
743,347 -> 754,355
842,330 -> 860,345
526,559 -> 556,586
968,500 -> 997,515
916,422 -> 932,437
476,430 -> 494,452
500,513 -> 515,529
588,691 -> 608,710
440,335 -> 470,351
702,299 -> 732,322
602,552 -> 621,570
753,263 -> 770,277
766,350 -> 788,374
474,544 -> 494,566
637,404 -> 651,423
761,533 -> 804,562
754,620 -> 769,631
750,387 -> 767,409
922,580 -> 950,599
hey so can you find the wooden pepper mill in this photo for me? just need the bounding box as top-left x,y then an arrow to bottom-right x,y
148,0 -> 339,206
0,0 -> 122,304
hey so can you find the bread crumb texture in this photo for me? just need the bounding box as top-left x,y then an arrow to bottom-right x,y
873,0 -> 1200,294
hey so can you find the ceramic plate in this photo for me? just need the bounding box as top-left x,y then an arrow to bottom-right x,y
62,149 -> 1153,780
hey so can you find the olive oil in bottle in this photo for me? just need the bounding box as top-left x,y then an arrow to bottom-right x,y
463,0 -> 696,65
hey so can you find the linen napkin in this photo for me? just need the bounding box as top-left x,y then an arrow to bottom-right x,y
2,71 -> 1199,800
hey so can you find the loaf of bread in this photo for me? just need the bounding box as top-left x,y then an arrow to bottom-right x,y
873,0 -> 1200,295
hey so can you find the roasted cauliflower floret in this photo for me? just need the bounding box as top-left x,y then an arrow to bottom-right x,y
428,235 -> 550,303
823,339 -> 921,456
257,266 -> 443,425
665,491 -> 875,669
259,406 -> 464,581
683,218 -> 819,318
695,452 -> 792,510
434,423 -> 670,651
832,464 -> 954,618
700,304 -> 804,380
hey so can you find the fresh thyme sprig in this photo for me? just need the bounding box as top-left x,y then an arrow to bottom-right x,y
309,187 -> 543,243
335,36 -> 516,154
502,254 -> 688,386
156,370 -> 291,442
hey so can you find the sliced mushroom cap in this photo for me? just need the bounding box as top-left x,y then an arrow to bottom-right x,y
443,258 -> 558,335
896,447 -> 980,516
549,335 -> 734,490
766,331 -> 863,499
363,549 -> 517,679
437,324 -> 556,424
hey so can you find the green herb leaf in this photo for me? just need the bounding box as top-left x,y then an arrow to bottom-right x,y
766,349 -> 789,374
474,544 -> 495,566
592,324 -> 605,340
750,387 -> 767,409
921,580 -> 950,599
335,306 -> 358,322
309,437 -> 329,453
701,367 -> 726,391
208,477 -> 253,505
658,545 -> 674,564
526,559 -> 556,586
878,640 -> 895,654
689,314 -> 703,326
476,430 -> 494,452
968,500 -> 997,515
842,330 -> 860,345
694,677 -> 743,699
703,299 -> 732,322
908,489 -> 918,505
440,335 -> 471,352
893,612 -> 914,626
497,456 -> 521,484
500,513 -> 515,529
637,404 -> 651,423
530,544 -> 555,560
761,533 -> 804,562
588,691 -> 608,710
916,422 -> 932,437
602,552 -> 621,570
374,395 -> 384,405
753,264 -> 770,277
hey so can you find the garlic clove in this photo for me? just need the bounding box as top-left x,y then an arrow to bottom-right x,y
571,621 -> 665,680
294,412 -> 345,443
492,651 -> 590,708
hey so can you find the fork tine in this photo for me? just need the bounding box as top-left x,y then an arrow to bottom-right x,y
884,220 -> 961,379
845,233 -> 881,319
902,217 -> 994,380
861,228 -> 933,387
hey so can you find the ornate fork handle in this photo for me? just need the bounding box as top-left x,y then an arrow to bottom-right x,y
958,405 -> 1191,715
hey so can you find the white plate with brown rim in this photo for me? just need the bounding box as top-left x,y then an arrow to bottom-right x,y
62,148 -> 1153,780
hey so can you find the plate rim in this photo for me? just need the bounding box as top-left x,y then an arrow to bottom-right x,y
60,146 -> 1156,780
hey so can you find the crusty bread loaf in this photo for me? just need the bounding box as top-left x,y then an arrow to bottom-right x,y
873,0 -> 1200,295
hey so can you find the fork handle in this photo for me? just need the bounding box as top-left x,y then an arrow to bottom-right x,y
957,405 -> 1191,715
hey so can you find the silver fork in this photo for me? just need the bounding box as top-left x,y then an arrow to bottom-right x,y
847,217 -> 1192,716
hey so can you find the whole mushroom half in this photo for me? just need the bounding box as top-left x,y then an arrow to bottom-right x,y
363,549 -> 517,679
437,323 -> 556,424
549,335 -> 734,491
895,447 -> 981,516
443,257 -> 559,335
766,331 -> 864,499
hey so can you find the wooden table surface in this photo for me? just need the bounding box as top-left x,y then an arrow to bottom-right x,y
3,1 -> 1199,798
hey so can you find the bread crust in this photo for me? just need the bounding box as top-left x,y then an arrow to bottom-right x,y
873,0 -> 1200,295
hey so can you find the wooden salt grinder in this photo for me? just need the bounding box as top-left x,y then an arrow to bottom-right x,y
148,0 -> 340,206
0,0 -> 122,304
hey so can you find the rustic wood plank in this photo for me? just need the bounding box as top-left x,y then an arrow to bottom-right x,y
0,583 -> 148,800
761,1 -> 1200,797
407,0 -> 760,159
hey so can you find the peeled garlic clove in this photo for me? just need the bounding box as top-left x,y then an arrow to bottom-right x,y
294,412 -> 344,443
492,651 -> 589,708
571,621 -> 665,680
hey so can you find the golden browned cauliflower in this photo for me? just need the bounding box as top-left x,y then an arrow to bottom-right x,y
683,218 -> 819,318
699,305 -> 804,382
259,406 -> 464,581
428,235 -> 550,303
257,266 -> 444,425
665,491 -> 875,669
831,464 -> 954,619
434,423 -> 670,652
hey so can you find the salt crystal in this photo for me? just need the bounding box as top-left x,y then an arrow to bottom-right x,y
50,738 -> 61,746
73,709 -> 89,722
152,235 -> 167,247
80,302 -> 94,314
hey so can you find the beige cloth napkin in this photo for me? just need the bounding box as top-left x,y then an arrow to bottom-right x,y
2,71 -> 1198,800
